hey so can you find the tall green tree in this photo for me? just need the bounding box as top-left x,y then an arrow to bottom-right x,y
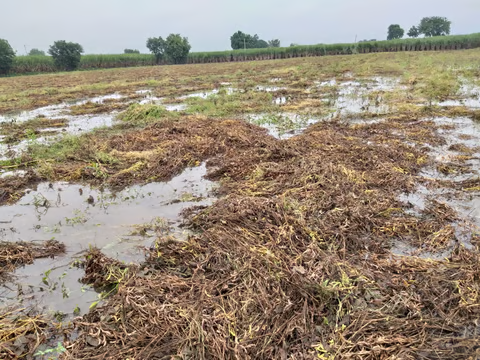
28,48 -> 46,56
146,37 -> 166,63
255,39 -> 269,48
268,39 -> 281,48
48,40 -> 83,71
230,31 -> 269,49
164,34 -> 191,64
0,38 -> 15,75
231,31 -> 252,49
418,17 -> 451,37
407,26 -> 420,38
387,24 -> 405,40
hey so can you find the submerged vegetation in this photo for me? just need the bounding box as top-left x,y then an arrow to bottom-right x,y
1,48 -> 480,358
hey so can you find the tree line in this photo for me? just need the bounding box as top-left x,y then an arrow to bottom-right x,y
0,33 -> 193,74
387,16 -> 451,40
230,31 -> 281,49
0,17 -> 455,75
0,30 -> 281,74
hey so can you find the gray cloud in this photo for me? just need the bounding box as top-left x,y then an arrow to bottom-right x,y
2,0 -> 478,54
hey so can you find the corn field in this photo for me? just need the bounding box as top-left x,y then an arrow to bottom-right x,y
11,33 -> 480,74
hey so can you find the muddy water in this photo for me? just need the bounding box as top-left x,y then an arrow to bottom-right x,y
0,164 -> 216,317
256,85 -> 286,92
246,113 -> 320,139
438,83 -> 480,108
0,90 -> 193,160
0,94 -> 123,125
394,117 -> 480,256
0,112 -> 115,161
247,77 -> 400,138
0,86 -> 247,160
0,94 -> 120,160
316,77 -> 401,115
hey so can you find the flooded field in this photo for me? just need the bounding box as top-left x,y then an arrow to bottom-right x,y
1,164 -> 215,318
1,50 -> 480,359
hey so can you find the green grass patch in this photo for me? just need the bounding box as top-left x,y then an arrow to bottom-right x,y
118,104 -> 178,126
28,134 -> 89,161
185,90 -> 275,117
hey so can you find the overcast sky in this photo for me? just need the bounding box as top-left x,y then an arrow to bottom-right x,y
2,0 -> 479,54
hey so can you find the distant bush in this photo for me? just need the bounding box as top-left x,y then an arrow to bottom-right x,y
124,49 -> 140,54
0,38 -> 15,75
28,48 -> 46,56
48,40 -> 84,71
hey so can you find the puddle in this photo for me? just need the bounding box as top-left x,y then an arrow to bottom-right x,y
0,89 -> 198,160
246,113 -> 319,139
0,104 -> 69,125
74,93 -> 124,106
0,170 -> 27,178
137,91 -> 162,105
334,79 -> 395,115
316,77 -> 402,115
0,94 -> 123,125
317,77 -> 400,92
0,113 -> 115,160
134,90 -> 188,111
348,118 -> 385,125
418,117 -> 480,182
1,88 -> 242,159
0,93 -> 128,160
438,83 -> 480,108
0,164 -> 216,317
1,136 -> 52,161
390,239 -> 451,260
394,116 -> 480,257
164,104 -> 187,111
256,85 -> 286,92
179,88 -> 235,100
317,79 -> 337,87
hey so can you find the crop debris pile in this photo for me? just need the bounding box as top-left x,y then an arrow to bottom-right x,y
61,116 -> 480,359
0,240 -> 65,282
0,307 -> 63,359
0,241 -> 66,359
